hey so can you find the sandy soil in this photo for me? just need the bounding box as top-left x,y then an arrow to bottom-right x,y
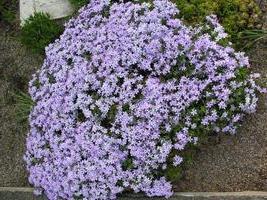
0,35 -> 42,187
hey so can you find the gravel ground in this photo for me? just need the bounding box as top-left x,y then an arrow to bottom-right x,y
0,34 -> 42,187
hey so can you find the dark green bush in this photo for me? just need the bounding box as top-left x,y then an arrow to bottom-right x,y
69,0 -> 89,9
20,12 -> 62,54
173,0 -> 261,41
0,0 -> 17,24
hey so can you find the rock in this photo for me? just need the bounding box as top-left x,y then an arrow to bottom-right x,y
20,0 -> 74,25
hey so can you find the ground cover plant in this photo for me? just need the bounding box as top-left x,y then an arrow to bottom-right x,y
20,12 -> 62,54
174,0 -> 261,41
68,0 -> 262,43
24,0 -> 265,199
0,0 -> 17,25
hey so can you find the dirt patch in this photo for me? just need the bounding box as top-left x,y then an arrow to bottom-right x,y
0,35 -> 42,187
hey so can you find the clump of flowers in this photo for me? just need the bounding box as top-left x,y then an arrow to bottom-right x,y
25,0 -> 264,199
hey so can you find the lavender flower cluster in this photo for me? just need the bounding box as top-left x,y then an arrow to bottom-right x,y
25,0 -> 263,199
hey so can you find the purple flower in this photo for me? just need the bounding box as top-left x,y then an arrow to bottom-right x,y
25,0 -> 263,199
173,155 -> 183,166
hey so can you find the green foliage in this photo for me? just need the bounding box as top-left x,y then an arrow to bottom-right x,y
239,29 -> 267,49
20,12 -> 62,54
13,91 -> 34,122
69,0 -> 89,9
0,0 -> 17,24
122,157 -> 134,170
174,0 -> 261,41
165,165 -> 182,181
240,29 -> 267,41
164,145 -> 198,182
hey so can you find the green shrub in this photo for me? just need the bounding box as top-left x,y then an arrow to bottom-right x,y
0,0 -> 17,24
20,12 -> 62,54
174,0 -> 261,41
13,91 -> 34,122
69,0 -> 89,9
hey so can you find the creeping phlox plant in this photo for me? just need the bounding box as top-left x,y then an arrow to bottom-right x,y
25,0 -> 264,199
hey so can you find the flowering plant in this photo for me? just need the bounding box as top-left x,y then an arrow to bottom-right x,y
25,0 -> 264,199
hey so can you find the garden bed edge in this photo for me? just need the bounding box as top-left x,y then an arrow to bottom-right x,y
0,187 -> 267,200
